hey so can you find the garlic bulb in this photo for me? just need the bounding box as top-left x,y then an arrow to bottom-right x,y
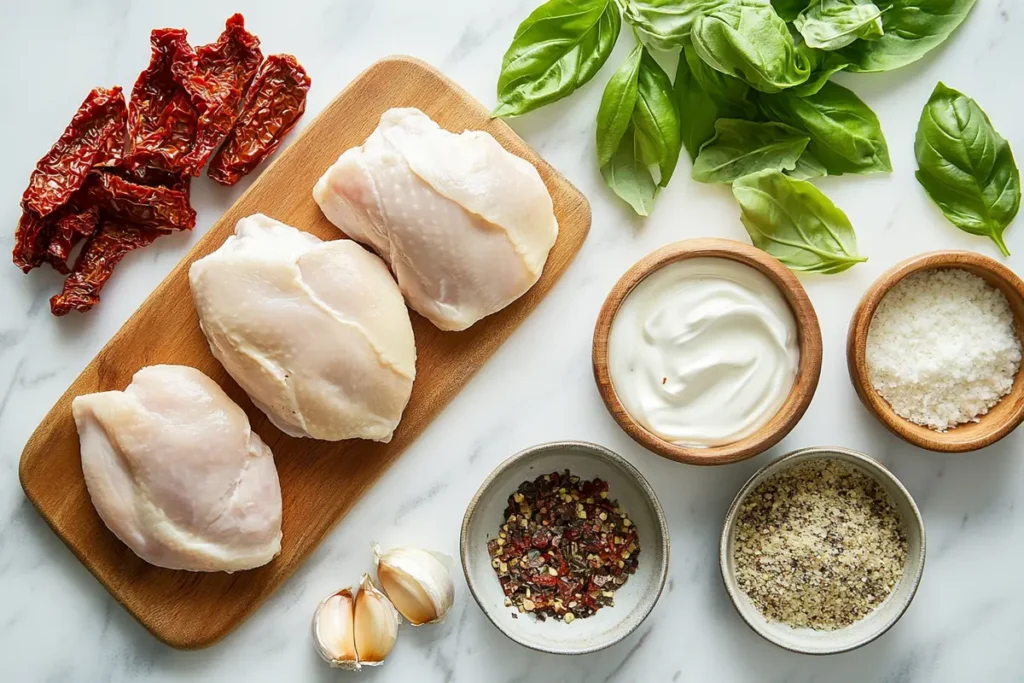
354,573 -> 401,666
374,544 -> 455,625
312,588 -> 359,670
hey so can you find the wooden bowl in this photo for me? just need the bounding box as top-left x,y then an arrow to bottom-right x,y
592,239 -> 823,465
847,251 -> 1024,452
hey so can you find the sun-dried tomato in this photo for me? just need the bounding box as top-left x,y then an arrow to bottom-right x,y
126,29 -> 198,173
208,54 -> 311,185
44,206 -> 101,274
21,87 -> 126,218
84,172 -> 196,231
12,210 -> 50,273
172,14 -> 262,175
50,221 -> 163,316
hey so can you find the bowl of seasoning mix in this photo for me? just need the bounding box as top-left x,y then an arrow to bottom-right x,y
460,441 -> 669,654
848,251 -> 1024,452
720,447 -> 926,655
593,238 -> 822,466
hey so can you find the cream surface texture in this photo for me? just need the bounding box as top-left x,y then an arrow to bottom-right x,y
608,258 -> 799,447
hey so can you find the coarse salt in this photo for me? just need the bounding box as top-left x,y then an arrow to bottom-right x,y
866,268 -> 1021,431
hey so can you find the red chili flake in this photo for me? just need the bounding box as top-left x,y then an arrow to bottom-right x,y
84,172 -> 196,231
20,87 -> 126,218
172,13 -> 262,175
50,221 -> 163,316
125,28 -> 198,173
208,53 -> 311,185
487,470 -> 641,623
44,206 -> 101,274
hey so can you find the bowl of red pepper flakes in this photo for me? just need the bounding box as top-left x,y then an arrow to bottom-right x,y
461,441 -> 669,655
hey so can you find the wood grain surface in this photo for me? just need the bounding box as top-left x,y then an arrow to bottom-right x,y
847,251 -> 1024,452
592,239 -> 822,466
18,56 -> 591,649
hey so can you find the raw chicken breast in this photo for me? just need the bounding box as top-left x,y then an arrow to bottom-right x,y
189,214 -> 415,442
72,365 -> 282,572
313,107 -> 559,331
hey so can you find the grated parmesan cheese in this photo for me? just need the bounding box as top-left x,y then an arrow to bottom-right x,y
866,268 -> 1022,431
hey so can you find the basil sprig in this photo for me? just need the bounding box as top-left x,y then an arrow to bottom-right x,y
494,0 -> 621,118
597,44 -> 681,213
495,0 -> 980,247
733,169 -> 867,273
915,82 -> 1020,256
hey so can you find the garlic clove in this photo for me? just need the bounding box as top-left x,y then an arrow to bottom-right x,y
312,587 -> 360,670
374,543 -> 455,625
354,573 -> 401,666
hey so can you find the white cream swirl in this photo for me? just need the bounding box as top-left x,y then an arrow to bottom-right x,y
608,257 -> 799,448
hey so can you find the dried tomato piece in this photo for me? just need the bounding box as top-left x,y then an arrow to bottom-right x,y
107,160 -> 192,200
50,221 -> 163,316
44,207 -> 101,274
12,210 -> 50,273
208,54 -> 311,185
84,172 -> 196,231
126,28 -> 198,173
172,13 -> 262,175
21,87 -> 126,218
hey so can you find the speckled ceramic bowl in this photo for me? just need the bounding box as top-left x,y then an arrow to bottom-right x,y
720,447 -> 926,655
461,441 -> 669,655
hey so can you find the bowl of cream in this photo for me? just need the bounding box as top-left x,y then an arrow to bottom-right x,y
593,239 -> 822,465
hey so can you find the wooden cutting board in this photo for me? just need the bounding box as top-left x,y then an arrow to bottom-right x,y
19,55 -> 590,650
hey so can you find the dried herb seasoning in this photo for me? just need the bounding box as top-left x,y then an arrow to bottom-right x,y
487,470 -> 640,623
733,459 -> 908,630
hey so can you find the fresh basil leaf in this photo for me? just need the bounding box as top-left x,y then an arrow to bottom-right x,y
787,149 -> 829,179
915,82 -> 1020,256
620,0 -> 726,49
795,0 -> 884,51
733,169 -> 867,273
683,42 -> 756,115
838,0 -> 977,73
758,81 -> 891,175
633,49 -> 682,186
691,1 -> 811,93
596,44 -> 643,167
693,119 -> 809,183
675,46 -> 720,160
494,0 -> 622,117
602,124 -> 658,216
789,45 -> 849,96
772,0 -> 813,21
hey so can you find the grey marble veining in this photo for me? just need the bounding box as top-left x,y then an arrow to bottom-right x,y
2,1 -> 1023,681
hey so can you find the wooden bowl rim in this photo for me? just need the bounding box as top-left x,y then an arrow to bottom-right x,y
592,238 -> 823,466
846,250 -> 1024,453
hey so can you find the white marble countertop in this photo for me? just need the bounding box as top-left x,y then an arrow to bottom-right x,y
3,1 -> 1023,681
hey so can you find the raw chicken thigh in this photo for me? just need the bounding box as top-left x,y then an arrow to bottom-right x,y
190,214 -> 416,442
313,107 -> 559,331
72,365 -> 282,572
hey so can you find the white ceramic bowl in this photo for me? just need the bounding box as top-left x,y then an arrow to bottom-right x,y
461,441 -> 669,655
720,446 -> 926,655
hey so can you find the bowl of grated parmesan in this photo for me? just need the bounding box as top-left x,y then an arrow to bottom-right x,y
847,250 -> 1024,452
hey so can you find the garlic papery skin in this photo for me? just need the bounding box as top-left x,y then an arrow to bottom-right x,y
374,544 -> 455,625
354,573 -> 401,666
312,588 -> 360,670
